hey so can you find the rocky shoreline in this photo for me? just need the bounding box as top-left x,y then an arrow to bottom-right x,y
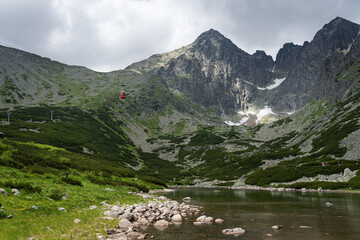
98,191 -> 202,239
171,184 -> 360,194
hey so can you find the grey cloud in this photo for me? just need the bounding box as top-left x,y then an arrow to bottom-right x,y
0,0 -> 360,71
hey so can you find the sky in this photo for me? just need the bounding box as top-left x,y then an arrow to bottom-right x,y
0,0 -> 359,72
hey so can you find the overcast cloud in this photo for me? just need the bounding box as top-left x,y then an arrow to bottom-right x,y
0,0 -> 359,72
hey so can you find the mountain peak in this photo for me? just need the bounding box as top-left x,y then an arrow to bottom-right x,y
195,29 -> 227,42
317,16 -> 360,38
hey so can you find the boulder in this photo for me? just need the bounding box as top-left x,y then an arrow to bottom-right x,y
196,215 -> 213,223
154,219 -> 169,229
137,218 -> 150,226
89,205 -> 97,210
119,218 -> 133,229
171,214 -> 182,222
31,206 -> 38,210
0,188 -> 9,196
11,188 -> 20,195
222,228 -> 245,236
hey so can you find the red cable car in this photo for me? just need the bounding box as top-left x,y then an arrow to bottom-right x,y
120,91 -> 126,99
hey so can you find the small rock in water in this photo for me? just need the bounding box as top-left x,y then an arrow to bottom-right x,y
222,227 -> 245,236
299,225 -> 312,229
215,218 -> 224,224
183,197 -> 191,201
325,202 -> 333,207
271,225 -> 284,230
266,233 -> 272,237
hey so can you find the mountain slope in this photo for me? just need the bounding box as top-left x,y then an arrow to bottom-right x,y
1,17 -> 360,189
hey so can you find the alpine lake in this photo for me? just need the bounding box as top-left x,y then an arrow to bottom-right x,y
146,187 -> 360,240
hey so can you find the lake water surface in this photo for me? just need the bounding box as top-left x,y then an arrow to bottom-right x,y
148,188 -> 360,240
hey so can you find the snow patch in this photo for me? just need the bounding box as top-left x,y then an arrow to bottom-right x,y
224,106 -> 277,126
241,78 -> 286,91
286,111 -> 295,115
224,120 -> 242,126
255,106 -> 276,124
257,78 -> 286,90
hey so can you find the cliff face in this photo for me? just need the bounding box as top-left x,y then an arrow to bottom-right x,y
267,17 -> 360,111
158,29 -> 275,114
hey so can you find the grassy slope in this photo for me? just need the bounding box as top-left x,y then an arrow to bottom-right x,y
0,139 -> 165,240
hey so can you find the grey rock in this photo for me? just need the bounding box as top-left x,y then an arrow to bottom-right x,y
11,188 -> 20,195
58,207 -> 67,212
222,227 -> 246,236
0,189 -> 9,196
74,219 -> 81,224
272,225 -> 284,230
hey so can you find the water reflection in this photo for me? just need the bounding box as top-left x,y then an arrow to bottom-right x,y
149,188 -> 360,240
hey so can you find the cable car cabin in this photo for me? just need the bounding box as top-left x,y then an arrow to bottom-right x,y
120,91 -> 126,99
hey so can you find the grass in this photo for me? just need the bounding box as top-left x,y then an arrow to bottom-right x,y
0,137 -> 166,240
0,166 -> 151,240
0,106 -> 138,166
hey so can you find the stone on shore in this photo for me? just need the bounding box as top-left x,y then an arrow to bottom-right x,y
171,214 -> 182,222
119,218 -> 133,229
